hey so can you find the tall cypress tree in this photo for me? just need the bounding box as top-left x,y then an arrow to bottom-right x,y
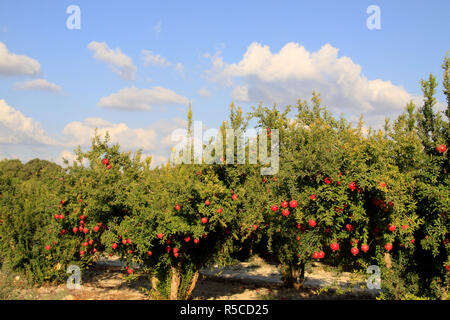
417,73 -> 439,153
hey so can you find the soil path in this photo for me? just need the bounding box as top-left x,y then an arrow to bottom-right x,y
16,256 -> 379,300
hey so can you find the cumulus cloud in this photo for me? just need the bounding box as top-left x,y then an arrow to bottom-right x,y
62,118 -> 157,150
14,78 -> 63,93
141,50 -> 172,67
88,41 -> 136,80
97,86 -> 190,111
231,85 -> 249,102
197,87 -> 212,97
205,42 -> 423,127
61,117 -> 187,168
0,42 -> 41,76
0,100 -> 56,146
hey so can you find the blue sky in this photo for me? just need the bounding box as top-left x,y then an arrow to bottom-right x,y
0,0 -> 449,165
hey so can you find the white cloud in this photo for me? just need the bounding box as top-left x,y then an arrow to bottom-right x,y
14,78 -> 63,93
0,99 -> 190,169
0,100 -> 56,146
62,118 -> 157,150
61,117 -> 187,168
141,50 -> 172,67
97,86 -> 190,111
0,42 -> 41,76
197,87 -> 212,97
87,41 -> 136,80
205,42 -> 423,127
231,85 -> 249,102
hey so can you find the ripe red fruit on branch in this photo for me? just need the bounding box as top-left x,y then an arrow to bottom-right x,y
112,243 -> 118,249
361,244 -> 369,253
270,205 -> 279,212
351,247 -> 359,256
436,144 -> 447,153
253,224 -> 258,230
324,177 -> 331,184
127,238 -> 132,244
165,246 -> 171,253
217,208 -> 223,214
201,217 -> 208,224
73,227 -> 78,233
204,200 -> 210,206
308,220 -> 317,228
93,226 -> 99,232
193,239 -> 199,244
184,236 -> 190,242
281,201 -> 288,208
312,252 -> 319,259
106,164 -> 112,169
122,239 -> 127,245
289,200 -> 298,208
173,247 -> 178,253
348,182 -> 357,192
82,242 -> 88,247
157,233 -> 164,239
281,209 -> 290,217
232,194 -> 238,200
89,240 -> 94,245
102,158 -> 109,165
127,268 -> 133,275
174,252 -> 179,258
330,243 -> 339,252
388,224 -> 396,232
175,204 -> 181,211
310,194 -> 316,201
147,251 -> 152,256
83,228 -> 89,234
318,251 -> 325,259
385,243 -> 393,251
80,251 -> 85,256
401,225 -> 409,230
346,224 -> 354,232
45,245 -> 51,251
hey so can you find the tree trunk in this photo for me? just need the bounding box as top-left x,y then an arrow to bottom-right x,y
150,276 -> 161,299
281,263 -> 305,290
294,261 -> 306,290
185,271 -> 199,299
170,267 -> 181,300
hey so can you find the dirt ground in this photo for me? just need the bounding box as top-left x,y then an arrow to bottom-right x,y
9,256 -> 379,300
